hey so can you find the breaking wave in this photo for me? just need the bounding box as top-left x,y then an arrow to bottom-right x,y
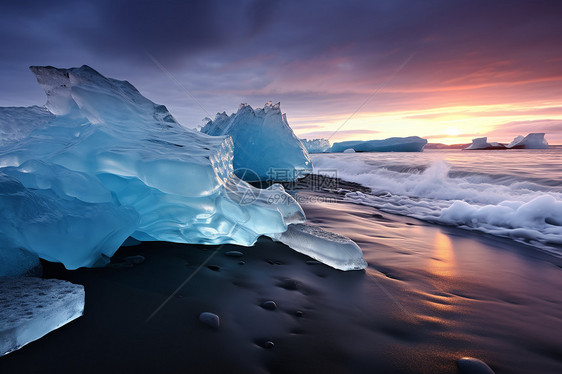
312,151 -> 562,256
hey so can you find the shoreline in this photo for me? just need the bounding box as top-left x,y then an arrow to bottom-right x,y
1,193 -> 561,373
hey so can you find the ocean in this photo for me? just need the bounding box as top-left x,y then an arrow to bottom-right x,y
312,149 -> 562,257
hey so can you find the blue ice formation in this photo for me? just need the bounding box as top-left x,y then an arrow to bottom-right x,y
0,65 -> 306,273
269,223 -> 368,271
464,137 -> 506,150
507,133 -> 548,149
331,136 -> 427,153
0,277 -> 84,356
200,102 -> 312,181
300,138 -> 331,153
464,133 -> 549,150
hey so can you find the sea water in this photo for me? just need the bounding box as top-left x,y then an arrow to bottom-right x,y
312,149 -> 562,256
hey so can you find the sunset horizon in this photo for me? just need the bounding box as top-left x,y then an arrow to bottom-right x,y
1,0 -> 561,145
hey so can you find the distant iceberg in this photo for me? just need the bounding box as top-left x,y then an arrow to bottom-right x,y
201,102 -> 312,182
331,136 -> 427,153
300,138 -> 331,153
464,133 -> 549,150
507,133 -> 548,149
464,137 -> 506,150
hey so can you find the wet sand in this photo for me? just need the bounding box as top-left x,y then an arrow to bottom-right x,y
1,193 -> 561,373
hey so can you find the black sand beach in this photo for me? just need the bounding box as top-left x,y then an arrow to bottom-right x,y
1,190 -> 561,374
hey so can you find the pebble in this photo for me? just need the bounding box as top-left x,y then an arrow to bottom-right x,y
263,341 -> 275,349
295,310 -> 304,317
224,251 -> 244,257
199,312 -> 220,329
238,261 -> 245,265
261,301 -> 277,310
207,265 -> 220,271
457,358 -> 495,374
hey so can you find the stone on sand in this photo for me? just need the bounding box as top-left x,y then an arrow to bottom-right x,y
457,357 -> 495,374
199,312 -> 220,329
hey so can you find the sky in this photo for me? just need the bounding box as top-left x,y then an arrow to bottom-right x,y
1,0 -> 561,144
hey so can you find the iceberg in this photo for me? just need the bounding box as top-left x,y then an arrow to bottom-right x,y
0,277 -> 84,356
269,223 -> 368,271
464,137 -> 506,150
201,102 -> 312,181
507,133 -> 548,149
330,136 -> 427,153
300,138 -> 331,153
0,65 -> 305,271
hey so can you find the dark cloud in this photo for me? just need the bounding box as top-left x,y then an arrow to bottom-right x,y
1,0 -> 562,136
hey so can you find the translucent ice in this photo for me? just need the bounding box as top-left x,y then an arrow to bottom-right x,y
0,248 -> 41,277
0,65 -> 305,270
0,171 -> 138,270
464,137 -> 506,150
0,106 -> 54,147
269,223 -> 368,271
201,102 -> 312,181
331,136 -> 427,153
507,133 -> 548,149
0,277 -> 84,356
300,138 -> 331,153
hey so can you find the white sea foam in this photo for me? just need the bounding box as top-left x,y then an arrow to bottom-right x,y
313,152 -> 562,256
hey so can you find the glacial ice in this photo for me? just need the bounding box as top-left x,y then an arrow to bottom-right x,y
0,277 -> 84,356
464,133 -> 549,150
0,65 -> 306,271
201,102 -> 312,181
0,106 -> 54,147
331,136 -> 427,153
0,248 -> 40,277
300,138 -> 331,153
464,137 -> 506,150
0,171 -> 138,270
507,133 -> 548,149
269,223 -> 368,271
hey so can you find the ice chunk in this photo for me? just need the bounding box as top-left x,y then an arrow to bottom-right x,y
0,65 -> 305,270
0,106 -> 55,147
507,133 -> 548,149
269,223 -> 368,271
201,102 -> 312,181
0,277 -> 84,356
464,137 -> 506,150
0,172 -> 139,270
0,248 -> 41,277
331,136 -> 427,153
300,138 -> 331,153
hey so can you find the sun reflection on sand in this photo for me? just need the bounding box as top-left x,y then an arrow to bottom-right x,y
429,231 -> 457,278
